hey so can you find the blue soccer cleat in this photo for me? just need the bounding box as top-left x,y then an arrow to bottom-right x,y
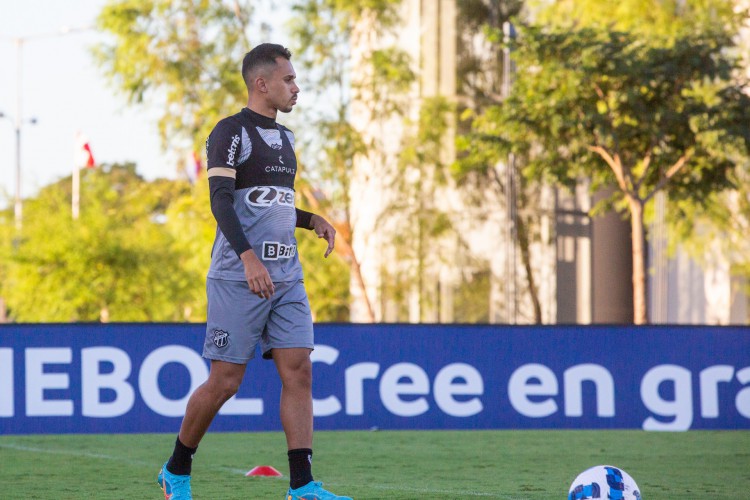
286,480 -> 352,500
157,462 -> 192,500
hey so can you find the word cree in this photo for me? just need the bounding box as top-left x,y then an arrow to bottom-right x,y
311,346 -> 484,418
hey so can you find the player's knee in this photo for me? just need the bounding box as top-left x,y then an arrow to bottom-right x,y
282,359 -> 312,391
207,374 -> 242,401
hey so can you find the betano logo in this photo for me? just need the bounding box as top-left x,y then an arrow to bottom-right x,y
226,134 -> 240,166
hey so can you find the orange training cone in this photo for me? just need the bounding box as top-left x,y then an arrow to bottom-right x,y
245,465 -> 283,477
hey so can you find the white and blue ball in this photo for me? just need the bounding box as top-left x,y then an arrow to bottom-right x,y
568,465 -> 642,500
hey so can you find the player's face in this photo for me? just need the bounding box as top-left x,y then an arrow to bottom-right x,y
267,58 -> 299,113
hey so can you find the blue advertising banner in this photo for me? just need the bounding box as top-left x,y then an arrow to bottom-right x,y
0,323 -> 748,434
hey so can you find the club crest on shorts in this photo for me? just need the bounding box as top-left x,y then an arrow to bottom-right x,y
212,329 -> 229,348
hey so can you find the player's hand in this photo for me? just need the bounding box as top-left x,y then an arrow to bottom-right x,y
310,214 -> 336,258
240,249 -> 275,299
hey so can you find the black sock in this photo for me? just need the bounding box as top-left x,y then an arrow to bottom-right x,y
166,436 -> 197,476
288,448 -> 313,489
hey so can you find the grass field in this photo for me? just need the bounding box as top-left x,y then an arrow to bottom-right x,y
0,430 -> 748,499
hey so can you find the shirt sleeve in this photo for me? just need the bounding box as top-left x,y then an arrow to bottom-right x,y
295,208 -> 314,229
206,118 -> 245,171
209,176 -> 251,258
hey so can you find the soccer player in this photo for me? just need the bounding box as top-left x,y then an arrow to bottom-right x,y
157,43 -> 351,500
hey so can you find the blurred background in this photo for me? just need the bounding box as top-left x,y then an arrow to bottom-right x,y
1,0 -> 749,326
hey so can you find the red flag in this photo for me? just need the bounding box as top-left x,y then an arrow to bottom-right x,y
186,150 -> 202,183
82,142 -> 96,168
75,132 -> 96,169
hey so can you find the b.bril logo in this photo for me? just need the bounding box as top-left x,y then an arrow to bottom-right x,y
245,186 -> 295,207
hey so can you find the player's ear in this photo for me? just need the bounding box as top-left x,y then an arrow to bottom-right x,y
255,76 -> 268,93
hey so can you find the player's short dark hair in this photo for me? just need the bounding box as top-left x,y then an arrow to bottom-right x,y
242,43 -> 292,87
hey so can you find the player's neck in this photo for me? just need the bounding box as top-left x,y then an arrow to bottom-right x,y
246,101 -> 277,121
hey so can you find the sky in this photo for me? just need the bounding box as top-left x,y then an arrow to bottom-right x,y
0,0 -> 289,209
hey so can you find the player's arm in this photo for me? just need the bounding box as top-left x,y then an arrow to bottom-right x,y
208,172 -> 274,299
295,208 -> 336,258
206,124 -> 274,298
208,172 -> 250,256
295,208 -> 314,229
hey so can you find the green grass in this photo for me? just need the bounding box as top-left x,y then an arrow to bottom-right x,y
0,430 -> 748,499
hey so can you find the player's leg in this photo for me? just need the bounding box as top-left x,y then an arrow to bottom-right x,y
272,347 -> 314,450
179,360 -> 247,447
158,360 -> 246,500
265,280 -> 351,499
158,278 -> 269,499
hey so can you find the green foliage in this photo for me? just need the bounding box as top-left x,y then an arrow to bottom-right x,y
90,0 -> 355,321
531,0 -> 750,299
454,0 -> 543,324
532,0 -> 743,39
0,166 -> 349,322
289,0 -> 413,321
465,13 -> 750,322
93,0 -> 252,153
380,97 -> 455,320
495,24 -> 750,212
456,0 -> 523,108
296,227 -> 351,322
0,164 -> 199,322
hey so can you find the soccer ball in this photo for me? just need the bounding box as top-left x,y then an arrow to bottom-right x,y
568,465 -> 642,499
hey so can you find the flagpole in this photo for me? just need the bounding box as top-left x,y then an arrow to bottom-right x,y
73,131 -> 83,220
72,160 -> 80,220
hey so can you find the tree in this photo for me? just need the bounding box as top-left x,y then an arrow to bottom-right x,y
454,0 -> 545,324
377,97 -> 454,321
94,0 -> 252,154
94,0 -> 353,321
473,23 -> 750,324
288,0 -> 413,321
532,0 -> 742,39
0,164 -> 199,321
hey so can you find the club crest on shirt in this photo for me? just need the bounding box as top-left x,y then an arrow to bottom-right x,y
256,127 -> 283,150
212,329 -> 229,348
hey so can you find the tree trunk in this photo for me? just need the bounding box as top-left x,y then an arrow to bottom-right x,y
516,215 -> 543,323
298,186 -> 376,322
350,253 -> 375,322
628,197 -> 648,324
331,223 -> 376,323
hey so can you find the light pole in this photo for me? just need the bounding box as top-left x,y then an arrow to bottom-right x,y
502,21 -> 517,324
1,26 -> 90,230
0,110 -> 36,231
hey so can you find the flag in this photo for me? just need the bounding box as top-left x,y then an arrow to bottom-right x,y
187,150 -> 202,183
75,132 -> 96,169
82,142 -> 95,168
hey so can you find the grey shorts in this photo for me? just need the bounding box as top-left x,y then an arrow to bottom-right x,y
204,278 -> 314,364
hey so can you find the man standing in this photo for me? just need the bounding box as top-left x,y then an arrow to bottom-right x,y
157,43 -> 352,500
